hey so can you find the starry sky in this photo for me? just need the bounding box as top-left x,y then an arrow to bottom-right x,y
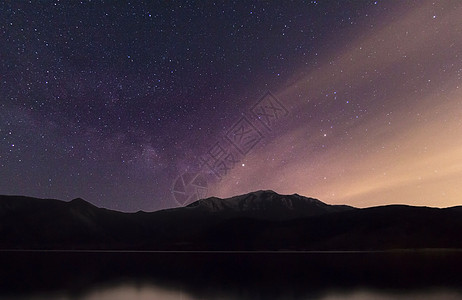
1,1 -> 461,212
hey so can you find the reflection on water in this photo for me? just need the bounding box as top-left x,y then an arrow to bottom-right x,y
4,283 -> 462,300
2,251 -> 462,300
6,284 -> 193,300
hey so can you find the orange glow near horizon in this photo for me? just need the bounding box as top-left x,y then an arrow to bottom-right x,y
210,1 -> 462,208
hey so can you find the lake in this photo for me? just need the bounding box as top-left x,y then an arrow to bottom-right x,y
1,251 -> 462,299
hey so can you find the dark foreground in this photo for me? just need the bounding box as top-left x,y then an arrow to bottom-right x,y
3,193 -> 462,251
1,250 -> 462,299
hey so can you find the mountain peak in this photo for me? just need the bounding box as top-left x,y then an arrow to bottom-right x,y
252,189 -> 280,195
186,190 -> 353,219
69,198 -> 94,208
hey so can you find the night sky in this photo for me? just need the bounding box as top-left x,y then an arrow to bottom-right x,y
1,1 -> 461,212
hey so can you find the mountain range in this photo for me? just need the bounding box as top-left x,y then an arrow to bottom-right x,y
1,190 -> 462,250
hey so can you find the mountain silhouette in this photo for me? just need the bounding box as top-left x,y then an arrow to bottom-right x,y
186,190 -> 354,219
1,191 -> 461,250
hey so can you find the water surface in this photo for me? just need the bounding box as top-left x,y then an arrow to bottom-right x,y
1,251 -> 462,299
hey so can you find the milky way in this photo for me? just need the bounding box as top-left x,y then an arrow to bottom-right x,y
1,1 -> 461,211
